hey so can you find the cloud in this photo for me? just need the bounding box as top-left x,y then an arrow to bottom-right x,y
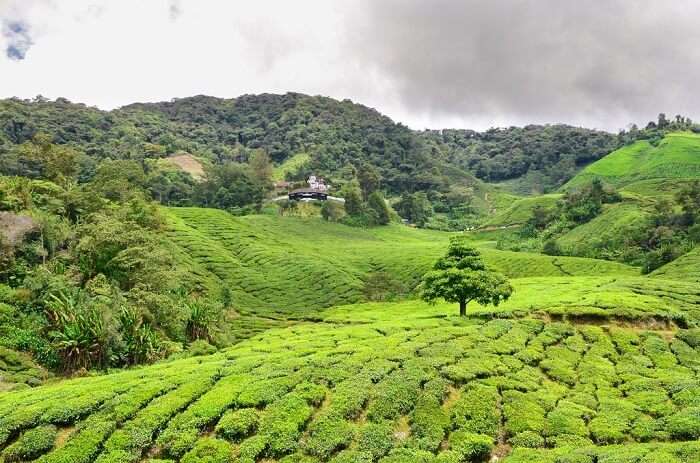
2,20 -> 33,60
168,0 -> 182,21
348,0 -> 700,130
2,1 -> 699,131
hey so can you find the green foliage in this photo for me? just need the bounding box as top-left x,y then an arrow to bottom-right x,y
2,424 -> 57,462
185,300 -> 220,342
421,237 -> 513,315
421,125 -> 618,192
180,437 -> 234,463
215,408 -> 258,441
447,431 -> 493,461
321,200 -> 346,222
395,192 -> 433,226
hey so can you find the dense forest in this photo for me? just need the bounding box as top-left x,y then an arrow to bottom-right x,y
0,94 -> 627,198
0,94 -> 451,196
420,126 -> 619,193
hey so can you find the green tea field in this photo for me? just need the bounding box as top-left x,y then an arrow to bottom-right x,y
2,296 -> 700,463
2,210 -> 700,463
565,132 -> 700,190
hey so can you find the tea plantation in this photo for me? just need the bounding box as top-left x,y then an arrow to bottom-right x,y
565,132 -> 700,190
2,296 -> 700,463
2,208 -> 699,463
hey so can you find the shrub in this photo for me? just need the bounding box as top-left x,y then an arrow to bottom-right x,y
180,438 -> 234,463
410,395 -> 449,451
503,391 -> 546,436
356,422 -> 394,460
677,329 -> 700,348
508,431 -> 544,448
447,431 -> 493,461
2,424 -> 57,462
666,407 -> 700,439
38,416 -> 116,463
215,408 -> 258,441
303,416 -> 354,459
451,384 -> 499,437
187,340 -> 217,357
377,448 -> 434,463
237,435 -> 267,463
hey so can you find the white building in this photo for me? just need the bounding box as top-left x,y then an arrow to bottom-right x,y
308,175 -> 329,192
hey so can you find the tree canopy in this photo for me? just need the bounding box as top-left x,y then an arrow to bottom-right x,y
421,237 -> 513,316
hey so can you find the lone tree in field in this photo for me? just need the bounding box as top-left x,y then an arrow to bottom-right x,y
421,236 -> 513,316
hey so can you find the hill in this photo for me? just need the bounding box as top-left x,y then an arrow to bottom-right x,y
0,95 -> 621,198
565,132 -> 700,191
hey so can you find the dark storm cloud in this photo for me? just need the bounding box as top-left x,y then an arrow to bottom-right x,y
2,20 -> 33,60
350,0 -> 700,130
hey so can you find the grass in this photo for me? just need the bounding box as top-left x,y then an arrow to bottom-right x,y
273,153 -> 311,181
565,132 -> 700,190
2,299 -> 700,462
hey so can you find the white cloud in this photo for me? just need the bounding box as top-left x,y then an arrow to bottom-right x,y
1,1 -> 698,131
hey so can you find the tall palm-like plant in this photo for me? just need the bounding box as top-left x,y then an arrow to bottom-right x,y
185,300 -> 218,342
46,292 -> 109,372
117,306 -> 161,365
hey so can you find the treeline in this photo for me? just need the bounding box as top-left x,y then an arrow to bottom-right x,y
0,137 -> 235,374
618,113 -> 697,144
1,133 -> 275,213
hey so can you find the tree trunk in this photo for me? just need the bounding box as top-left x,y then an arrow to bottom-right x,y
459,300 -> 467,317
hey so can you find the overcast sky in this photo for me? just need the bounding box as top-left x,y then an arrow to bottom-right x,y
1,0 -> 699,132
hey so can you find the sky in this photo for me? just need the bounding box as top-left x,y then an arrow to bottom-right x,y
1,0 -> 699,132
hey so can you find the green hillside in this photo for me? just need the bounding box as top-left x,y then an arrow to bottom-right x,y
2,292 -> 700,463
164,208 -> 638,318
482,194 -> 561,227
651,247 -> 700,283
554,201 -> 652,258
565,132 -> 700,190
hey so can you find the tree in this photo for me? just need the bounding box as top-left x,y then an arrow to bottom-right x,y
421,237 -> 512,316
367,191 -> 391,225
343,181 -> 364,216
395,192 -> 433,226
677,181 -> 700,226
248,149 -> 274,192
14,133 -> 79,185
357,162 -> 380,200
321,200 -> 345,222
196,162 -> 264,211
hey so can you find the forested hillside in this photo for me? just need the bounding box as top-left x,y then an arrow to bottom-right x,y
0,94 -> 628,197
420,125 -> 618,194
0,94 -> 454,195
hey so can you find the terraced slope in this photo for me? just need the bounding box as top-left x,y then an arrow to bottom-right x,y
565,132 -> 700,190
324,277 -> 700,328
651,247 -> 700,283
164,208 -> 638,319
555,202 -> 652,257
482,194 -> 561,227
2,298 -> 700,463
